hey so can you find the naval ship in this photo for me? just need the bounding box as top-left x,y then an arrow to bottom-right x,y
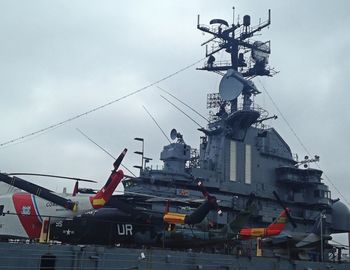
0,7 -> 349,270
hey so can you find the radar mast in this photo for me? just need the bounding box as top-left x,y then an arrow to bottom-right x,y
197,8 -> 275,115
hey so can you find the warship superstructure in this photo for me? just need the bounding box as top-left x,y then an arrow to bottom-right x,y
124,7 -> 350,254
0,7 -> 349,270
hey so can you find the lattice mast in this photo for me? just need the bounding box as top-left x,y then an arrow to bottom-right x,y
197,8 -> 274,114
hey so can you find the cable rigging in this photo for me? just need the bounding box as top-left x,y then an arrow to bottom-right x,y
156,86 -> 209,123
0,57 -> 206,149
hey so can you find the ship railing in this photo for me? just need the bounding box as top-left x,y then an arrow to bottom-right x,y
197,24 -> 229,37
208,102 -> 269,124
236,103 -> 268,116
142,164 -> 164,172
254,122 -> 272,130
200,60 -> 232,70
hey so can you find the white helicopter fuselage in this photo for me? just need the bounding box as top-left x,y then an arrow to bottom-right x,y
0,190 -> 93,239
0,161 -> 125,240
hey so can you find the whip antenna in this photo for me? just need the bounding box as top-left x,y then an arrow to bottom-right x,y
142,106 -> 171,144
160,95 -> 203,128
157,86 -> 209,122
76,128 -> 136,177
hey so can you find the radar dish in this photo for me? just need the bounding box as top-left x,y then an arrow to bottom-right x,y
219,70 -> 244,101
170,129 -> 177,141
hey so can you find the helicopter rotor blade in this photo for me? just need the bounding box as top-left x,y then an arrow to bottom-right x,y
0,173 -> 77,211
113,148 -> 127,171
273,191 -> 297,228
246,193 -> 256,208
116,190 -> 204,204
197,180 -> 222,215
7,173 -> 97,183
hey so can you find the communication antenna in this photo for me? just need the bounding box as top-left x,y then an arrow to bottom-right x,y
142,105 -> 171,144
232,6 -> 235,26
160,95 -> 203,128
197,9 -> 274,88
76,128 -> 136,177
157,86 -> 208,122
295,155 -> 320,168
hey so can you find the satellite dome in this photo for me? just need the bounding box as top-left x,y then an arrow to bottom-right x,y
331,201 -> 350,232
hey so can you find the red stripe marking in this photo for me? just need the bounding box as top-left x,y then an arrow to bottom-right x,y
12,193 -> 42,239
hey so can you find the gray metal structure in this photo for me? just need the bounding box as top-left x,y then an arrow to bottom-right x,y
123,7 -> 350,264
126,8 -> 350,235
0,242 -> 349,270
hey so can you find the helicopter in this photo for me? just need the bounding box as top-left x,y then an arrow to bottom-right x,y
0,148 -> 127,240
158,205 -> 288,249
160,193 -> 297,249
49,180 -> 223,246
249,192 -> 335,260
261,213 -> 333,260
49,188 -> 288,249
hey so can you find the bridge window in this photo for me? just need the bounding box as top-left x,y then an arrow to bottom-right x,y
314,190 -> 330,199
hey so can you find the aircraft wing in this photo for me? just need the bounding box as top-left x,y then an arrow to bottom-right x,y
295,233 -> 320,248
262,231 -> 293,246
295,233 -> 332,248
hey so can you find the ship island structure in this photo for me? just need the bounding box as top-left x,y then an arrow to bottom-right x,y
0,7 -> 350,270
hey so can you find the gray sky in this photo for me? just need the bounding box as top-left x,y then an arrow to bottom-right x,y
0,0 -> 349,219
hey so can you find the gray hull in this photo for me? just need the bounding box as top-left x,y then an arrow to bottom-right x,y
0,242 -> 348,270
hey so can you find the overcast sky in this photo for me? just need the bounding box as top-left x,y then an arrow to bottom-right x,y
0,0 -> 349,223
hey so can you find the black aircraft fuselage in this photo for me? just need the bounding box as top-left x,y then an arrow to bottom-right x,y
50,207 -> 164,245
50,194 -> 219,246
